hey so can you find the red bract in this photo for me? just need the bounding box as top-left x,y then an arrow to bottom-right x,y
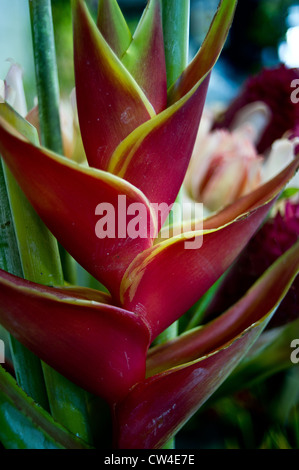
204,201 -> 299,329
0,0 -> 299,449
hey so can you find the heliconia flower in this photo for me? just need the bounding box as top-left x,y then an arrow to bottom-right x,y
213,64 -> 299,154
0,0 -> 299,449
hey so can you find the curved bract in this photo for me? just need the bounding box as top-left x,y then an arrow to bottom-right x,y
73,0 -> 155,171
0,114 -> 156,299
0,269 -> 151,405
115,240 -> 299,449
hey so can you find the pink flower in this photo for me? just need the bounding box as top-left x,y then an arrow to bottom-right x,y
184,124 -> 263,212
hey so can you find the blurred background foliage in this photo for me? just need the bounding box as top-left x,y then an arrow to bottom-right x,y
0,0 -> 298,449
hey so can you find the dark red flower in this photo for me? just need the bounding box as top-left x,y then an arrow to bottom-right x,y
214,65 -> 299,154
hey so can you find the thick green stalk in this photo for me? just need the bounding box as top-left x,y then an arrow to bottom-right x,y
161,0 -> 190,230
26,0 -> 93,444
28,0 -> 76,285
29,0 -> 63,154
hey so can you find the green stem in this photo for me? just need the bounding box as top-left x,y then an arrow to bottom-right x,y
161,0 -> 190,228
29,0 -> 63,155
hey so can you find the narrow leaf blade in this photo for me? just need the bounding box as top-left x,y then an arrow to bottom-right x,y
97,0 -> 132,57
0,365 -> 91,449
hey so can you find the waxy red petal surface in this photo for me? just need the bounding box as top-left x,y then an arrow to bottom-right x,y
115,240 -> 299,448
146,240 -> 299,375
120,155 -> 299,340
121,200 -> 274,340
0,269 -> 151,404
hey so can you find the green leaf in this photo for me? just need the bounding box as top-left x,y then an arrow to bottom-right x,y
278,187 -> 299,200
97,0 -> 132,57
0,365 -> 92,449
